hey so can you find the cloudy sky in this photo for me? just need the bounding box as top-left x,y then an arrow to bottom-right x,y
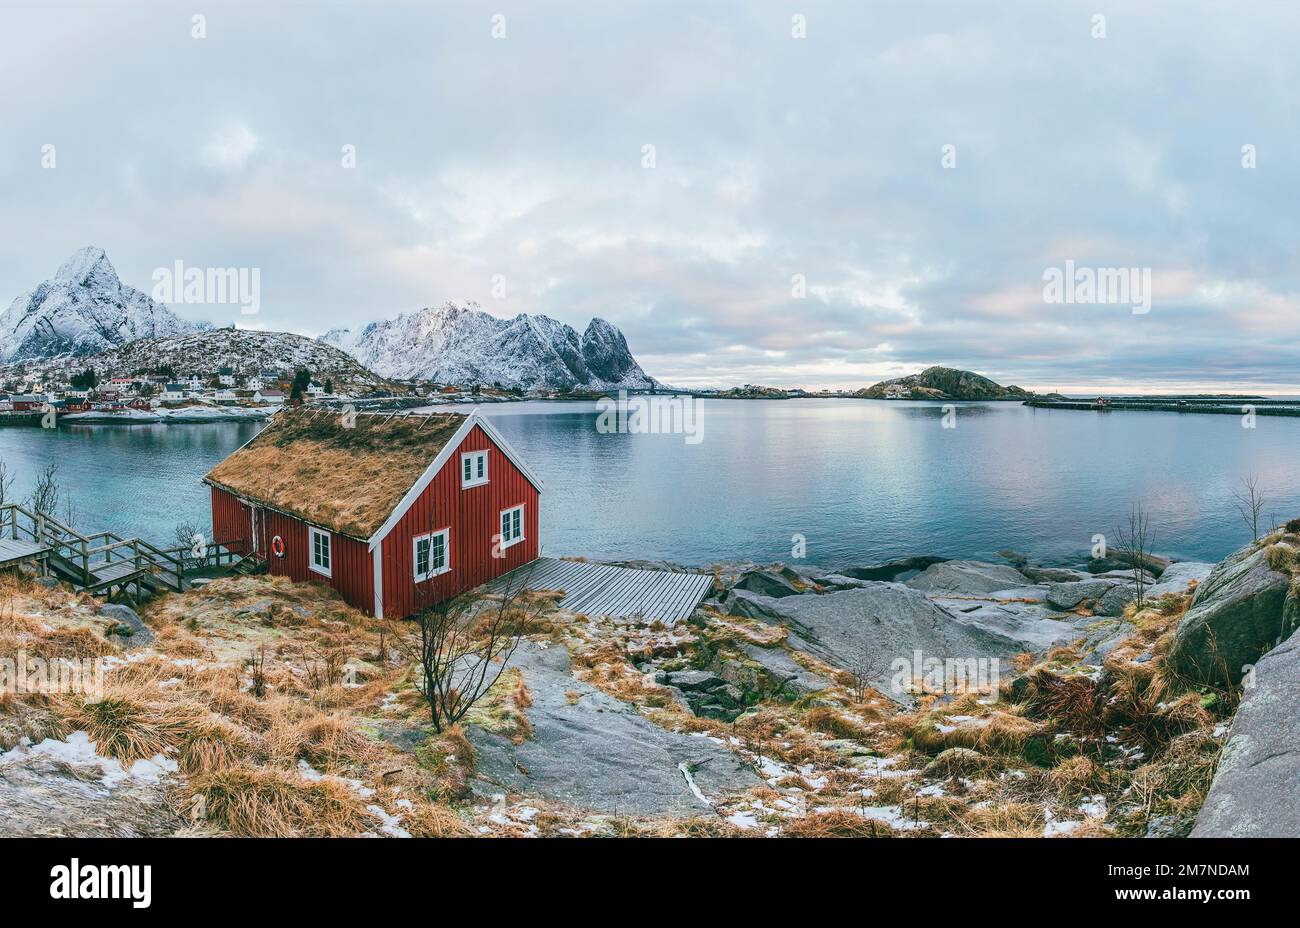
2,1 -> 1298,391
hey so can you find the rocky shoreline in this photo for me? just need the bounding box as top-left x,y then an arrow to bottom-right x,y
4,528 -> 1296,838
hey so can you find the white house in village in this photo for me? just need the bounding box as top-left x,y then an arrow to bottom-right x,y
162,383 -> 186,401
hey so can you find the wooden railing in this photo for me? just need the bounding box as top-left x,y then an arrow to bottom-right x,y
0,503 -> 240,592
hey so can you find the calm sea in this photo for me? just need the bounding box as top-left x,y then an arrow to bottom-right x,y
3,399 -> 1295,567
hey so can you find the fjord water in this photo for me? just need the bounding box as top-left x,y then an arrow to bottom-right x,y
3,399 -> 1296,567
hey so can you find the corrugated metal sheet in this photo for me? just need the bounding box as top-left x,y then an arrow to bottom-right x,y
488,557 -> 712,625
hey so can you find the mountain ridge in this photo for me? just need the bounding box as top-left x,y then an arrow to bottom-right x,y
322,302 -> 658,392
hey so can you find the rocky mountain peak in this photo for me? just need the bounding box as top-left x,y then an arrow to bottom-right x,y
0,247 -> 201,363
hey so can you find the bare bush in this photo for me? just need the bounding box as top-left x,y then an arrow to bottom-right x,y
398,567 -> 542,733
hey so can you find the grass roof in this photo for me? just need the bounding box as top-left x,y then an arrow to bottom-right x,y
205,408 -> 467,539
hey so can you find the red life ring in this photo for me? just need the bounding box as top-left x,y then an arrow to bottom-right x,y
270,535 -> 286,558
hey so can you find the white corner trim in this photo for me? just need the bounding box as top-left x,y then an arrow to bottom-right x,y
372,544 -> 384,619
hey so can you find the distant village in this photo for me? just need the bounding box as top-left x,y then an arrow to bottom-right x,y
0,364 -> 337,420
0,361 -> 604,423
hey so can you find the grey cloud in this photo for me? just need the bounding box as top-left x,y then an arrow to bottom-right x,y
1,1 -> 1298,390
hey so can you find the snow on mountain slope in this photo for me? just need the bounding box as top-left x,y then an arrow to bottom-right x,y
89,328 -> 388,392
322,302 -> 658,392
0,247 -> 201,362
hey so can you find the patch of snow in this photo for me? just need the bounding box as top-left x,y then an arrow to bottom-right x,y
1079,795 -> 1107,819
727,810 -> 760,829
366,804 -> 411,838
0,731 -> 176,788
677,761 -> 712,806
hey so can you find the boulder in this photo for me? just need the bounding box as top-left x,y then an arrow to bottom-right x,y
654,670 -> 723,692
840,555 -> 948,582
1145,561 -> 1213,599
98,603 -> 155,649
904,560 -> 1030,595
469,642 -> 761,815
732,582 -> 1022,703
1167,544 -> 1295,686
1044,578 -> 1126,611
1086,557 -> 1129,574
930,594 -> 1086,652
740,644 -> 831,697
724,588 -> 808,628
1095,583 -> 1136,617
732,568 -> 802,599
1192,631 -> 1300,837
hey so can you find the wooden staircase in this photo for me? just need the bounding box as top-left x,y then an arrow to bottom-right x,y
0,503 -> 245,604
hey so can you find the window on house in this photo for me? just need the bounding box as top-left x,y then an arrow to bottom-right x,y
500,504 -> 524,548
308,526 -> 332,577
413,528 -> 451,580
461,450 -> 489,488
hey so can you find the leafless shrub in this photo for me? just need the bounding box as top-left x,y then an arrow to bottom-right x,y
1230,474 -> 1267,542
1115,501 -> 1156,608
398,566 -> 542,733
27,462 -> 60,517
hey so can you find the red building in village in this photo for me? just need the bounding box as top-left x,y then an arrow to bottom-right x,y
204,407 -> 542,618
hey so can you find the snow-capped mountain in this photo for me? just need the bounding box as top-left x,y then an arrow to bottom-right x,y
0,247 -> 201,362
322,302 -> 658,392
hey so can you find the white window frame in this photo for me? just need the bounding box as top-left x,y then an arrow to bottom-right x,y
499,504 -> 525,549
413,528 -> 451,581
308,525 -> 332,578
460,450 -> 489,488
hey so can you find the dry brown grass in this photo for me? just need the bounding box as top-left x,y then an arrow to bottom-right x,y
189,765 -> 373,837
269,709 -> 374,771
782,810 -> 898,837
61,671 -> 203,764
401,801 -> 475,837
803,706 -> 876,741
956,801 -> 1043,837
1048,755 -> 1108,795
178,715 -> 263,774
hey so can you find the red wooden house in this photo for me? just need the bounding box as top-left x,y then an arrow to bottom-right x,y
203,407 -> 542,618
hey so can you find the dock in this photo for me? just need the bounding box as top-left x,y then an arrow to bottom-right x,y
490,556 -> 714,625
1026,396 -> 1300,416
